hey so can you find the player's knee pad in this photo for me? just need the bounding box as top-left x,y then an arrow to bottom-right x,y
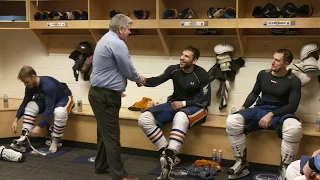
226,114 -> 245,135
172,112 -> 189,129
138,111 -> 157,132
52,107 -> 68,138
25,101 -> 39,116
282,118 -> 303,143
54,107 -> 68,122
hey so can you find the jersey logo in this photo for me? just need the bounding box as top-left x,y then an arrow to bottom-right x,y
190,82 -> 195,85
271,80 -> 277,84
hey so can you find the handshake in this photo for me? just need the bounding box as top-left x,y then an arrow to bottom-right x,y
136,74 -> 146,87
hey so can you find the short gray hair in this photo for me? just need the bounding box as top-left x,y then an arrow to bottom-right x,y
109,14 -> 132,32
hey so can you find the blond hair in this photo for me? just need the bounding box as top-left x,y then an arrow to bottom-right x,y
17,66 -> 37,80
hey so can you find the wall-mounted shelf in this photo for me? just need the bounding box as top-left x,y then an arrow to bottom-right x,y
30,21 -> 89,29
0,0 -> 319,58
90,20 -> 158,29
238,18 -> 320,29
236,0 -> 320,58
29,0 -> 91,54
0,0 -> 29,29
32,29 -> 95,54
159,19 -> 237,29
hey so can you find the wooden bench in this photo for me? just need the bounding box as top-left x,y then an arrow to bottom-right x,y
0,99 -> 319,166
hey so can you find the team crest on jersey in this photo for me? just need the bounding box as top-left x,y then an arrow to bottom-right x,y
253,173 -> 278,180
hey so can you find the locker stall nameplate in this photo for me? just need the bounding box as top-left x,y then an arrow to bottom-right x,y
263,21 -> 295,26
180,21 -> 208,27
47,22 -> 68,27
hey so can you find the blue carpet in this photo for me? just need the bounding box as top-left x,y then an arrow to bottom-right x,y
26,146 -> 72,159
149,161 -> 206,179
71,152 -> 131,164
239,171 -> 278,180
149,162 -> 279,180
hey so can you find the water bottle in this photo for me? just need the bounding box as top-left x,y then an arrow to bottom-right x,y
316,112 -> 320,132
231,106 -> 237,114
3,94 -> 8,108
211,149 -> 216,162
217,150 -> 223,166
77,97 -> 82,112
155,98 -> 163,106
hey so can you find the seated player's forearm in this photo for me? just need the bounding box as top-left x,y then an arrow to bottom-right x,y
242,93 -> 258,108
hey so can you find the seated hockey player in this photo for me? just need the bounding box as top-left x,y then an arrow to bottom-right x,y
137,46 -> 211,180
225,49 -> 303,179
11,66 -> 74,153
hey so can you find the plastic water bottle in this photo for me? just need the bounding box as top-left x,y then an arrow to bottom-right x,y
217,150 -> 223,166
211,149 -> 216,162
3,94 -> 8,108
316,112 -> 320,132
77,97 -> 82,112
231,106 -> 237,114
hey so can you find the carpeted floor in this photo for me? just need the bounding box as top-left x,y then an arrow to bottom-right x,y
0,144 -> 280,180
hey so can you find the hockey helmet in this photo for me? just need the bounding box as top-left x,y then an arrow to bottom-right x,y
69,41 -> 93,61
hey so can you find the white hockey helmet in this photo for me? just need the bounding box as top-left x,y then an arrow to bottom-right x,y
300,42 -> 319,61
214,43 -> 234,55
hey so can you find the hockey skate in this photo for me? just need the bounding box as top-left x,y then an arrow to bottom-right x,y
278,167 -> 287,180
278,155 -> 291,180
45,124 -> 62,147
158,147 -> 181,168
228,159 -> 249,179
10,129 -> 28,153
45,137 -> 62,147
157,151 -> 174,180
278,152 -> 297,180
228,149 -> 250,179
172,156 -> 181,167
0,145 -> 25,162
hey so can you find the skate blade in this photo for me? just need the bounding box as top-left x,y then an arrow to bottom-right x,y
228,169 -> 250,179
159,169 -> 174,180
157,174 -> 163,180
277,174 -> 286,180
